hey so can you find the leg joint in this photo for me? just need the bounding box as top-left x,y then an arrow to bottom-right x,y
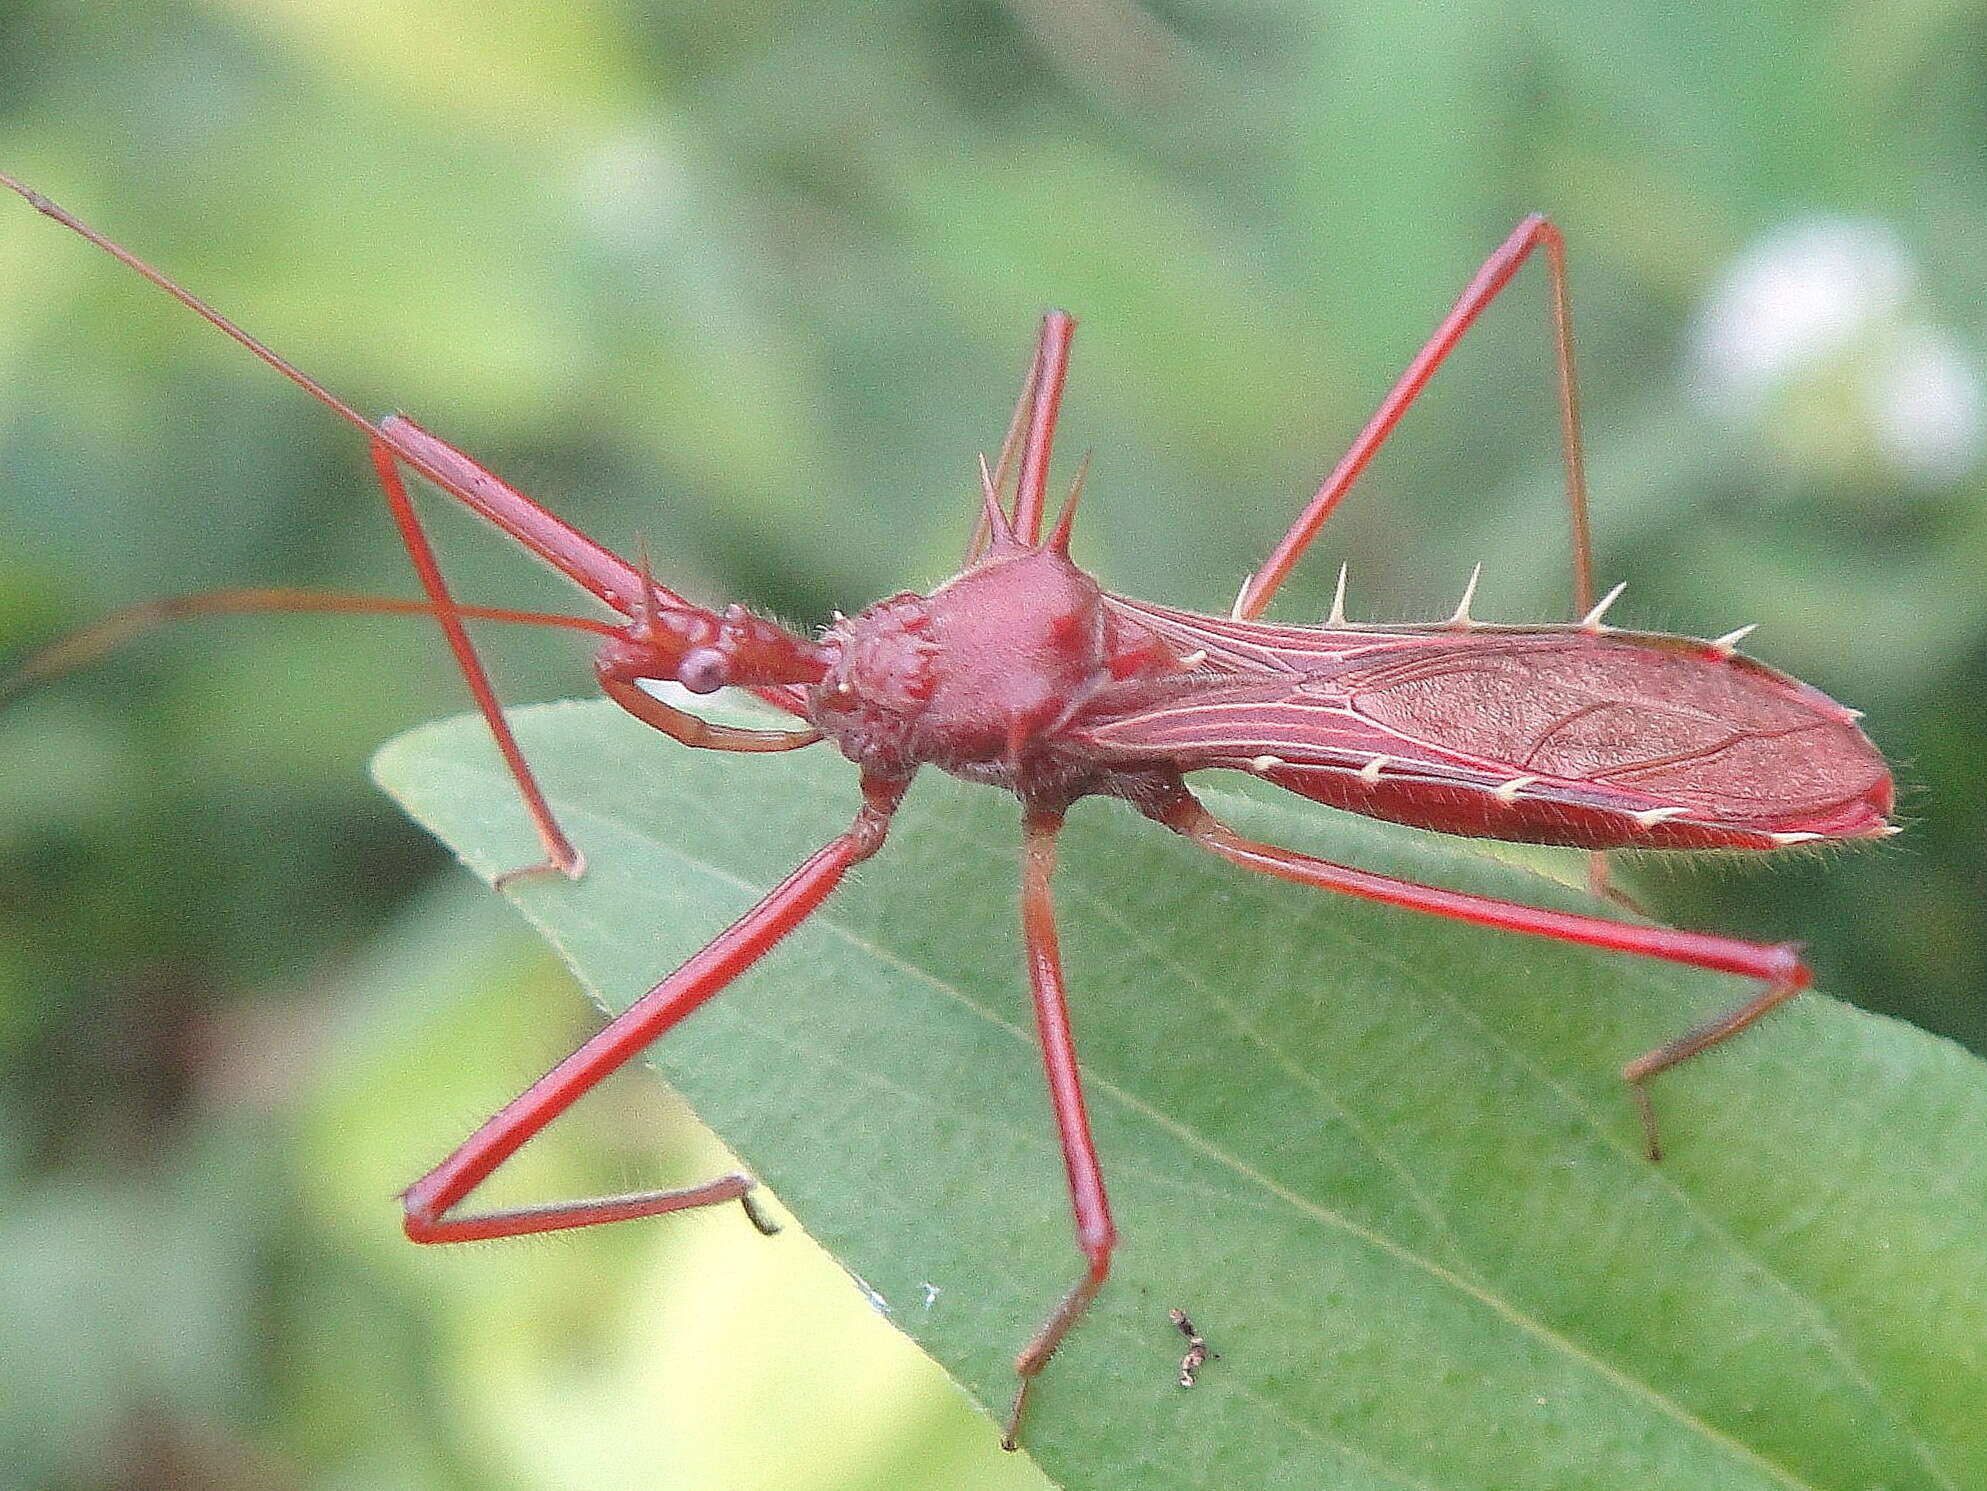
1080,1228 -> 1116,1274
401,1193 -> 444,1245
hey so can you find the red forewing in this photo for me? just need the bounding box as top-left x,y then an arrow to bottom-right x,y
1084,598 -> 1892,850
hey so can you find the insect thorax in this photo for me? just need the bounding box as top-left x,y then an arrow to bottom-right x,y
809,545 -> 1166,802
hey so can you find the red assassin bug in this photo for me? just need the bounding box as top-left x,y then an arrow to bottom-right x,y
0,176 -> 1896,1448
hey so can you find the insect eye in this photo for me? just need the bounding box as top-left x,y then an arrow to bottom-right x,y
677,647 -> 731,694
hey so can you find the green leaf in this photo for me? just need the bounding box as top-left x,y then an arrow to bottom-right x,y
375,700 -> 1987,1491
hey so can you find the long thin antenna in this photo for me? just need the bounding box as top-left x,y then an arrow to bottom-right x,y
0,171 -> 379,442
0,171 -> 671,621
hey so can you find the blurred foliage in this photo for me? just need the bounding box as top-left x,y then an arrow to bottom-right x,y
0,0 -> 1982,1487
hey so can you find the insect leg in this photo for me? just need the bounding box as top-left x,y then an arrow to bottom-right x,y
1010,312 -> 1078,547
371,441 -> 588,883
401,776 -> 903,1244
964,321 -> 1051,563
1585,850 -> 1642,912
596,672 -> 822,753
1155,793 -> 1809,1163
374,417 -> 817,720
1238,215 -> 1592,619
1004,805 -> 1118,1451
1616,986 -> 1820,1161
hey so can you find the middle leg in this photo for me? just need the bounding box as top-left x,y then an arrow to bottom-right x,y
965,317 -> 1051,564
1004,804 -> 1118,1450
402,775 -> 904,1244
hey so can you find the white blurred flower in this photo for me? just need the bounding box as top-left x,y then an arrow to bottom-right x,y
573,128 -> 692,251
1689,217 -> 1984,487
1694,220 -> 1911,405
1866,320 -> 1987,486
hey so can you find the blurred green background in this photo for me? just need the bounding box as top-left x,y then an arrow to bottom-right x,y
0,2 -> 1982,1487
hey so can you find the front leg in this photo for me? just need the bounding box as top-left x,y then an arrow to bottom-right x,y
371,442 -> 585,882
596,669 -> 822,754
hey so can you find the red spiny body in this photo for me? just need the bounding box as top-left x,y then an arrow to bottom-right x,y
0,179 -> 1901,1452
799,538 -> 1890,853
